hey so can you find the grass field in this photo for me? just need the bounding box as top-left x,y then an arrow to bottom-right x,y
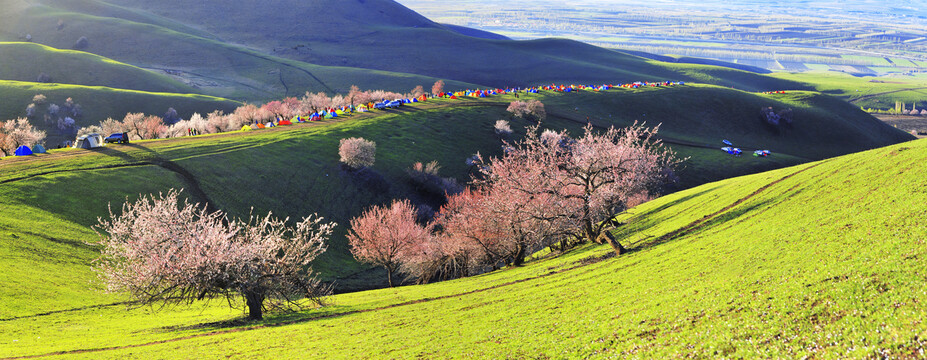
0,125 -> 923,359
0,85 -> 911,319
770,72 -> 927,110
0,42 -> 194,93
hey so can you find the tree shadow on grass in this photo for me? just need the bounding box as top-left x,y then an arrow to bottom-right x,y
610,186 -> 722,241
153,305 -> 356,333
627,199 -> 774,254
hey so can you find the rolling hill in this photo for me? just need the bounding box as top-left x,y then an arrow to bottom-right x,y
0,86 -> 911,318
0,0 -> 809,103
0,0 -> 481,104
0,111 -> 923,358
0,42 -> 195,93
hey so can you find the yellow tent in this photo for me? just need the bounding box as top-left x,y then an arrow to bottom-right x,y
241,125 -> 252,131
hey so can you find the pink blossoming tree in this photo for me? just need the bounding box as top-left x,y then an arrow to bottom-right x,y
347,199 -> 433,287
92,190 -> 335,320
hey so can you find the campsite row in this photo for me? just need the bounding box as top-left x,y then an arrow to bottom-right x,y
243,81 -> 688,130
14,81 -> 688,155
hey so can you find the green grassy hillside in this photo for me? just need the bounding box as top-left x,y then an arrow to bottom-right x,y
771,72 -> 927,111
1,120 -> 923,359
0,42 -> 195,93
0,0 -> 479,101
103,0 -> 801,90
0,86 -> 911,318
0,80 -> 241,145
0,0 -> 809,103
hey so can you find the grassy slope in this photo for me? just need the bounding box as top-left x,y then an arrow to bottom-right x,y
0,86 -> 912,318
0,42 -> 195,93
2,126 -> 924,359
0,80 -> 241,145
1,0 -> 809,102
771,72 -> 927,110
0,0 -> 480,101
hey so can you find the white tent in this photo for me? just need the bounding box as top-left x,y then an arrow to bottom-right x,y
74,133 -> 104,149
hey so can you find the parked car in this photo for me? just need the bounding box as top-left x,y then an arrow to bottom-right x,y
104,132 -> 130,144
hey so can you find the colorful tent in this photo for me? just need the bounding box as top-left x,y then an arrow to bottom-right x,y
279,120 -> 292,126
241,125 -> 252,131
255,123 -> 265,129
14,145 -> 32,156
32,144 -> 47,153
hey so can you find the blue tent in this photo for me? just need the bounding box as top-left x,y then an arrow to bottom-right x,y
32,144 -> 47,153
14,145 -> 33,156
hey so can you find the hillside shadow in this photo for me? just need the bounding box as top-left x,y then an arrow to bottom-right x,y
95,143 -> 219,212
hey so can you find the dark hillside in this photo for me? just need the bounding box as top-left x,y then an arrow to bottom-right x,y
0,0 -> 479,101
4,0 -> 808,92
442,24 -> 512,40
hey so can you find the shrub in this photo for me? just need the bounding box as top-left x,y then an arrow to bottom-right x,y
407,161 -> 463,200
73,36 -> 89,50
507,100 -> 546,122
494,120 -> 513,137
163,108 -> 181,125
339,137 -> 376,169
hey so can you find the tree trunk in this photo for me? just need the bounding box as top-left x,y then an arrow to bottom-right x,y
245,291 -> 264,321
584,219 -> 601,244
511,244 -> 527,266
385,265 -> 394,288
603,232 -> 627,256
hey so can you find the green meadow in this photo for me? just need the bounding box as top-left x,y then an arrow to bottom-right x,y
0,110 -> 923,358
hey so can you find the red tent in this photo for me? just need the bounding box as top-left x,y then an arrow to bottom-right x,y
279,120 -> 292,126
